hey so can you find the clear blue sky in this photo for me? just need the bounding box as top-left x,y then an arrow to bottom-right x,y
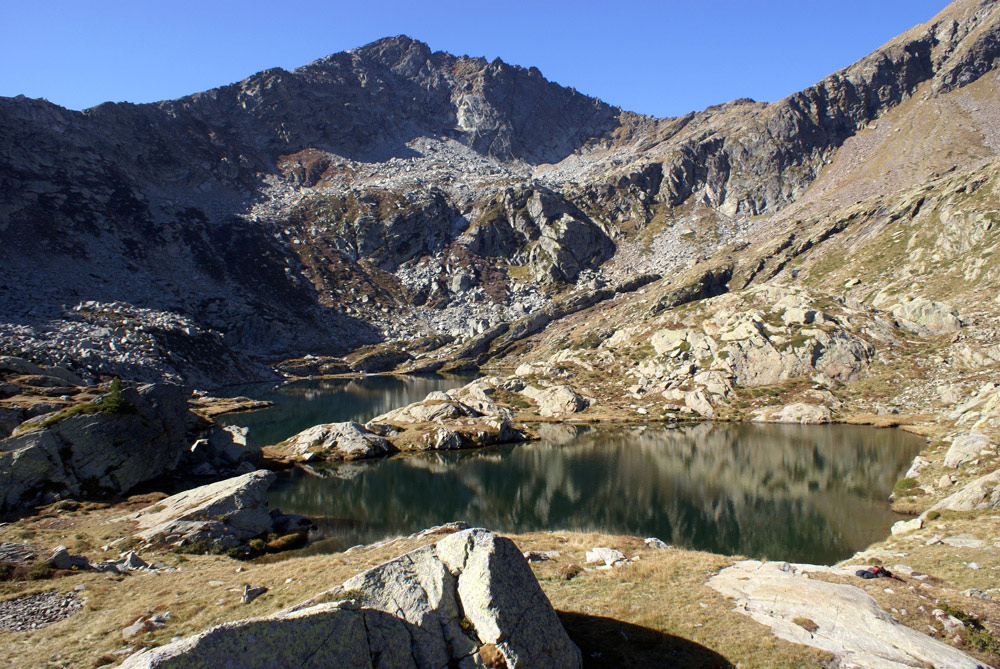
2,0 -> 948,118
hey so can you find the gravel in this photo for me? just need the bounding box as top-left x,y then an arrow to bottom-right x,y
0,591 -> 83,631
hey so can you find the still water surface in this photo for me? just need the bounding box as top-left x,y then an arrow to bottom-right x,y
224,377 -> 923,564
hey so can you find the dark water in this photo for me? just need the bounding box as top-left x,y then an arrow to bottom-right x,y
223,377 -> 923,564
219,375 -> 473,446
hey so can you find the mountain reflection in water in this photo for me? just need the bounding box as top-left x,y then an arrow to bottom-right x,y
220,375 -> 473,446
268,422 -> 922,564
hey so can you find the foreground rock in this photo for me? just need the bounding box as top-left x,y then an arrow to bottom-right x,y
126,470 -> 300,550
121,528 -> 580,668
0,383 -> 193,511
708,560 -> 987,669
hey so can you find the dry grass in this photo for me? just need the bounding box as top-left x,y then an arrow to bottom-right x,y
0,505 -> 834,669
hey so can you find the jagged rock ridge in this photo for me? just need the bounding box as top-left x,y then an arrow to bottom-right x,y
2,0 -> 1000,385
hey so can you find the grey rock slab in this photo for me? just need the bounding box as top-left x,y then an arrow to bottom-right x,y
522,385 -> 587,417
120,600 -> 374,669
278,421 -> 395,461
708,560 -> 988,669
927,468 -> 1000,513
890,298 -> 963,335
752,402 -> 831,424
128,470 -> 277,548
944,431 -> 993,468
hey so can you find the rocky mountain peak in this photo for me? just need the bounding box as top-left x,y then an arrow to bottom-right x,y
4,0 -> 1000,387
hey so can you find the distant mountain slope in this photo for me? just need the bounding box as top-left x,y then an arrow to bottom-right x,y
1,0 -> 999,385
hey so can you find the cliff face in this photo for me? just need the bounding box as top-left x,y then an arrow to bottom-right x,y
2,0 -> 1000,385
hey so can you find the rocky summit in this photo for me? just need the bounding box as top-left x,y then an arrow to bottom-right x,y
3,0 -> 1000,667
1,0 -> 998,387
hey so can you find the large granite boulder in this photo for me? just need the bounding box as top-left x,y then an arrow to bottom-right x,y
943,431 -> 993,468
890,297 -> 963,335
0,383 -> 194,511
521,385 -> 588,417
128,470 -> 278,549
752,403 -> 832,425
274,421 -> 396,461
120,528 -> 581,668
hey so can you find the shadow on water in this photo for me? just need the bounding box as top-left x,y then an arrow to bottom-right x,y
268,421 -> 923,564
558,611 -> 732,668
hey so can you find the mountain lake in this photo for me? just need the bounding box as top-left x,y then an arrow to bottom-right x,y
221,375 -> 923,565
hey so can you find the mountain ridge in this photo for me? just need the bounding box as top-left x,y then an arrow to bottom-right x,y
1,0 -> 1000,387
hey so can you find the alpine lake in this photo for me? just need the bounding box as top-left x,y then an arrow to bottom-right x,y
220,375 -> 922,565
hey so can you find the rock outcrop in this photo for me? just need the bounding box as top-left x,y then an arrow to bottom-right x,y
127,470 -> 288,550
943,431 -> 993,468
708,560 -> 987,669
926,468 -> 1000,513
0,383 -> 194,511
274,422 -> 396,461
521,385 -> 589,417
752,403 -> 832,425
120,528 -> 581,668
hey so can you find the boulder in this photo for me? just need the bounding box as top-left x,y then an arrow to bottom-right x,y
522,385 -> 587,417
372,399 -> 478,424
0,383 -> 194,511
276,422 -> 395,461
943,431 -> 992,468
120,528 -> 581,668
709,560 -> 985,669
684,389 -> 715,418
752,403 -> 831,425
890,298 -> 962,335
925,468 -> 1000,514
189,425 -> 261,471
128,470 -> 278,550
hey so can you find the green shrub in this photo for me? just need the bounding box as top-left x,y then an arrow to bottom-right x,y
893,478 -> 920,497
100,378 -> 136,415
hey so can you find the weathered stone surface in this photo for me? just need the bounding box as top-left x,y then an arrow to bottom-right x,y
0,383 -> 194,511
121,528 -> 580,668
128,470 -> 278,549
926,468 -> 1000,513
276,422 -> 395,461
585,547 -> 627,567
890,518 -> 923,535
752,403 -> 831,424
890,297 -> 963,335
374,399 -> 477,424
521,385 -> 587,417
943,431 -> 993,468
709,560 -> 986,669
